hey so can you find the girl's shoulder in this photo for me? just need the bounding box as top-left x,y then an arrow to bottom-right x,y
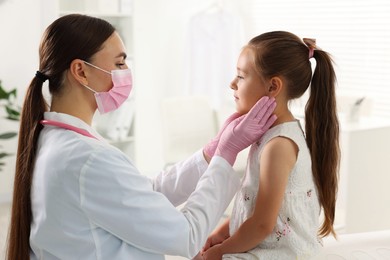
257,120 -> 305,150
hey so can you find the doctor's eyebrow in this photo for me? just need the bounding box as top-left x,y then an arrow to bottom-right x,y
116,52 -> 127,60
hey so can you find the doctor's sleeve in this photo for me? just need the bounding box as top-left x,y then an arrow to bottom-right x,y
152,149 -> 208,206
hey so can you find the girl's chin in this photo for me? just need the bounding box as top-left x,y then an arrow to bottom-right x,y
235,105 -> 250,115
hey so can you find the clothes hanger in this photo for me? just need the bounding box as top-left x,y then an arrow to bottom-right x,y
204,0 -> 224,14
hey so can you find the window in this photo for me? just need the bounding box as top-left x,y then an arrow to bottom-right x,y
241,0 -> 390,119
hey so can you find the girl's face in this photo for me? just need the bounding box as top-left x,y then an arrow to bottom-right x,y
230,48 -> 269,114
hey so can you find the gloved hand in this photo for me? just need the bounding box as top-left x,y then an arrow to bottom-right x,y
215,96 -> 277,166
203,112 -> 241,159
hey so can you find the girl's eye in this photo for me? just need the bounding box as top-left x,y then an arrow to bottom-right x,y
237,75 -> 244,80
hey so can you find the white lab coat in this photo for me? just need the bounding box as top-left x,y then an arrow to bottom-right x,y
186,9 -> 243,109
30,112 -> 240,260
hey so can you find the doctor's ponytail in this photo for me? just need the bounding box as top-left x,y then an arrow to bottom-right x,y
7,76 -> 46,260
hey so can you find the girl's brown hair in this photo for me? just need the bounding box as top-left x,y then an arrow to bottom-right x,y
247,31 -> 340,237
6,14 -> 115,260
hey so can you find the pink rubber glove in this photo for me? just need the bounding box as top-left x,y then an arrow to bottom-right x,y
203,112 -> 241,158
215,96 -> 277,166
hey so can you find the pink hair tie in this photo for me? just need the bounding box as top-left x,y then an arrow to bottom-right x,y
303,38 -> 316,59
308,48 -> 314,59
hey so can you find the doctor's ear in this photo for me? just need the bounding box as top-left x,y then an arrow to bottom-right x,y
267,77 -> 283,97
69,59 -> 88,85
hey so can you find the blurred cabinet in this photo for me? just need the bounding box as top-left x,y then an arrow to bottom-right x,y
336,116 -> 390,233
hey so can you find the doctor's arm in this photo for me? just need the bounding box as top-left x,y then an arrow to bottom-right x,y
152,97 -> 276,207
152,149 -> 208,206
152,112 -> 241,206
80,148 -> 239,258
80,97 -> 276,258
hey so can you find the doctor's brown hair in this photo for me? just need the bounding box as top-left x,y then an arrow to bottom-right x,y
247,31 -> 340,237
7,14 -> 115,260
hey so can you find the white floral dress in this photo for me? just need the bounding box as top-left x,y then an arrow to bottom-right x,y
225,121 -> 322,260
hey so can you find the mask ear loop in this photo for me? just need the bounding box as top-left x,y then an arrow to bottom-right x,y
82,83 -> 98,94
83,61 -> 112,75
82,61 -> 112,93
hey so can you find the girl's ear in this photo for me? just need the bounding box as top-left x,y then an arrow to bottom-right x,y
267,76 -> 283,97
69,59 -> 88,86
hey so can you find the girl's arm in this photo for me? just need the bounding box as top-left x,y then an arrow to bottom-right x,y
205,137 -> 298,257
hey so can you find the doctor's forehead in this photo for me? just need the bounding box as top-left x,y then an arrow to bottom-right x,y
97,32 -> 127,59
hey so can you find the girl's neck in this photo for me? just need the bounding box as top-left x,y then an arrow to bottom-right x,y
272,104 -> 296,126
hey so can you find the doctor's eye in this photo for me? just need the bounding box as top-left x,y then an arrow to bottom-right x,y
116,63 -> 125,69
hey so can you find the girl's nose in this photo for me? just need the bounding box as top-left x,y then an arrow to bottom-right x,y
230,79 -> 237,90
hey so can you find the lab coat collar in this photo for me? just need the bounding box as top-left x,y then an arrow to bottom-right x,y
43,112 -> 106,142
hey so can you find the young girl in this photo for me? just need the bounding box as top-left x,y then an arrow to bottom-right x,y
201,31 -> 340,259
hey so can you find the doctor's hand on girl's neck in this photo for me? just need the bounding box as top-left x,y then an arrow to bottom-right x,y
230,47 -> 294,127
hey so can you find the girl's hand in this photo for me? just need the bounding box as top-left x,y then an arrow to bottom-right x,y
202,232 -> 228,252
192,252 -> 204,260
202,244 -> 223,260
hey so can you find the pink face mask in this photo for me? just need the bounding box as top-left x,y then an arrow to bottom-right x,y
82,61 -> 132,114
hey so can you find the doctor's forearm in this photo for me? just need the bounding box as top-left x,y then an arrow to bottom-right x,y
152,150 -> 207,205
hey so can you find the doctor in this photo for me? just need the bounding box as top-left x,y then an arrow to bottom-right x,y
6,14 -> 276,260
